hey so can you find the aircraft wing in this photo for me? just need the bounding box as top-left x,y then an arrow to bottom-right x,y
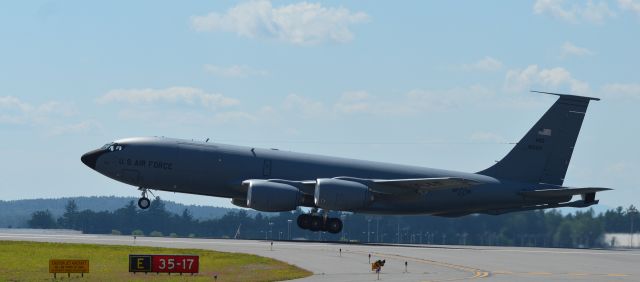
519,187 -> 612,198
257,177 -> 482,195
366,177 -> 481,194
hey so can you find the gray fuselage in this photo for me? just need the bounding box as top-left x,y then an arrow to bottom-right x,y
83,136 -> 562,215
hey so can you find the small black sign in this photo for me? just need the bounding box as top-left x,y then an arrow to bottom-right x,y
129,255 -> 151,273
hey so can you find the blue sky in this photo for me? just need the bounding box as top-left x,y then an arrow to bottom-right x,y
1,0 -> 638,210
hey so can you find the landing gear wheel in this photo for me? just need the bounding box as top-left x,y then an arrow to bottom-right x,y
326,218 -> 343,234
309,216 -> 324,232
138,197 -> 150,209
137,187 -> 154,209
297,210 -> 342,233
297,214 -> 312,229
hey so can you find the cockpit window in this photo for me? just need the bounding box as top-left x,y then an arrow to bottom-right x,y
102,143 -> 124,151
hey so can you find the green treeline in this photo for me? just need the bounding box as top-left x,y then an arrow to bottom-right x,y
27,198 -> 638,248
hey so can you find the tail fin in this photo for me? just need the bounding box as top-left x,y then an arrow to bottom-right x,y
479,91 -> 599,185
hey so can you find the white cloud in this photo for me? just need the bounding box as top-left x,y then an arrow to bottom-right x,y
604,161 -> 637,175
116,108 -> 257,127
48,120 -> 102,136
283,94 -> 325,116
583,1 -> 617,22
97,87 -> 239,109
561,41 -> 594,57
470,132 -> 507,143
0,96 -> 30,111
504,65 -> 590,94
0,96 -> 97,136
405,85 -> 495,111
332,90 -> 411,115
0,96 -> 74,125
334,91 -> 372,114
462,56 -> 503,72
210,111 -> 258,124
619,0 -> 640,15
204,64 -> 268,78
333,86 -> 495,116
602,83 -> 640,100
190,0 -> 369,45
533,0 -> 615,23
534,0 -> 577,22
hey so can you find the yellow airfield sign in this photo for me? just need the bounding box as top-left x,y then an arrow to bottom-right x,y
49,259 -> 89,274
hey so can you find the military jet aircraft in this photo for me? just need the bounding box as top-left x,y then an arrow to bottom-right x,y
81,92 -> 611,234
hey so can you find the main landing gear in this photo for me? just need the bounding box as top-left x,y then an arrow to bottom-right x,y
137,187 -> 152,209
296,212 -> 343,234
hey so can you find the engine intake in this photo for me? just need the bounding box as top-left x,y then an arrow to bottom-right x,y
244,180 -> 301,212
314,178 -> 371,210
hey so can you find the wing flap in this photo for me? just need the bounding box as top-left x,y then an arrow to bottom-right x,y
370,177 -> 481,194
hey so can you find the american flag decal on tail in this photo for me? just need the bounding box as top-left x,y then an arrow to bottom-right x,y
538,128 -> 552,136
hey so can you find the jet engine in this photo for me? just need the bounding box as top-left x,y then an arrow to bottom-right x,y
314,178 -> 372,210
245,180 -> 301,212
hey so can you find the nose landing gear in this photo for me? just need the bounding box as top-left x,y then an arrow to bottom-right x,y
296,211 -> 343,234
138,197 -> 150,209
137,187 -> 153,209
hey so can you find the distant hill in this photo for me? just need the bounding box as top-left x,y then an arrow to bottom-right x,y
0,196 -> 259,228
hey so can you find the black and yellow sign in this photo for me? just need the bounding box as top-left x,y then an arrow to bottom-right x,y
49,259 -> 89,274
129,255 -> 152,272
129,254 -> 199,274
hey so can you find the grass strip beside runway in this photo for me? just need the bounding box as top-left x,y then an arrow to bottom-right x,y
0,240 -> 311,281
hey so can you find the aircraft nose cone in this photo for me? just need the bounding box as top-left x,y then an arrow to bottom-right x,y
81,149 -> 102,169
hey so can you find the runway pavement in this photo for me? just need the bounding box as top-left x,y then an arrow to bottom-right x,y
1,231 -> 639,281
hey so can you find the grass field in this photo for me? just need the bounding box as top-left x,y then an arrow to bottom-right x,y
0,240 -> 311,281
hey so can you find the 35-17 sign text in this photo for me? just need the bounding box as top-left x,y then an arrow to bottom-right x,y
129,254 -> 199,274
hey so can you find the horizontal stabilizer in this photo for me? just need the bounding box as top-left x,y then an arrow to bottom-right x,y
481,199 -> 601,215
531,90 -> 601,101
519,187 -> 612,198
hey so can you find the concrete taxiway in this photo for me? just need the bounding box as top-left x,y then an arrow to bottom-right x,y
1,231 -> 638,281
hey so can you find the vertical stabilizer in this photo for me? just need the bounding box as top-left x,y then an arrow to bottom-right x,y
479,92 -> 599,185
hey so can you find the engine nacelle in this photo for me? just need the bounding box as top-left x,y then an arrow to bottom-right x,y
314,178 -> 372,210
245,180 -> 301,212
